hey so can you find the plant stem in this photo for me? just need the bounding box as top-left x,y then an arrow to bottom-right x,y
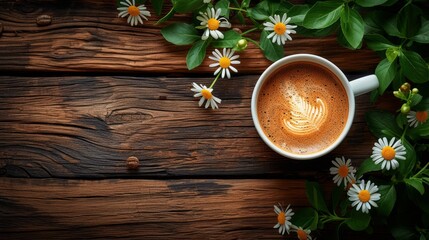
413,162 -> 429,178
244,37 -> 260,48
229,7 -> 246,12
241,27 -> 258,35
209,72 -> 222,89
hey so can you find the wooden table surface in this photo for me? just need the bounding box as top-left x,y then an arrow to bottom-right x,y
0,1 -> 395,239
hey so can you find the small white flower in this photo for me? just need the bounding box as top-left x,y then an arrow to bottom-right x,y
197,8 -> 231,40
371,137 -> 406,170
291,225 -> 312,240
273,203 -> 294,235
329,156 -> 356,187
407,110 -> 428,128
209,48 -> 240,79
191,82 -> 221,109
117,0 -> 151,26
263,13 -> 297,45
347,180 -> 381,213
203,0 -> 211,3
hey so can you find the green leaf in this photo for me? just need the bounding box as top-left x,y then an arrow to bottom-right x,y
292,208 -> 318,231
156,8 -> 176,24
161,23 -> 200,46
260,30 -> 284,62
215,0 -> 230,19
172,0 -> 204,13
287,4 -> 310,25
382,16 -> 403,38
396,113 -> 407,129
397,3 -> 421,38
247,1 -> 269,21
406,178 -> 425,195
377,184 -> 396,216
398,138 -> 417,178
410,94 -> 423,107
386,47 -> 400,62
340,6 -> 364,49
399,50 -> 429,84
409,122 -> 429,140
211,30 -> 241,48
365,110 -> 402,139
305,181 -> 329,213
345,210 -> 371,231
356,158 -> 381,179
186,40 -> 209,70
412,19 -> 429,43
375,58 -> 397,95
303,1 -> 344,29
407,183 -> 429,213
365,34 -> 395,52
355,0 -> 389,7
151,0 -> 164,15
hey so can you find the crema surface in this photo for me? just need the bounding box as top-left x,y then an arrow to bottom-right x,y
257,62 -> 349,155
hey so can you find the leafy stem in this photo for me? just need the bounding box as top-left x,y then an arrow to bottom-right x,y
229,7 -> 246,12
209,72 -> 222,89
243,37 -> 260,48
412,162 -> 429,179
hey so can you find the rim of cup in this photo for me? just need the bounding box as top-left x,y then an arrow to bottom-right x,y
251,54 -> 355,160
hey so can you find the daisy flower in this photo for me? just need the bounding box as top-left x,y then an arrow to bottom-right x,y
371,137 -> 406,170
291,225 -> 312,240
347,180 -> 381,213
273,203 -> 294,235
197,8 -> 231,40
191,82 -> 221,109
263,13 -> 297,45
329,156 -> 356,187
117,0 -> 151,26
407,110 -> 428,128
209,48 -> 240,79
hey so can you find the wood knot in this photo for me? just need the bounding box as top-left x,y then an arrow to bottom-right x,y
36,15 -> 52,26
126,156 -> 139,170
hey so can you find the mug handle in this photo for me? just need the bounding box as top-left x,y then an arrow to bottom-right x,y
349,74 -> 379,97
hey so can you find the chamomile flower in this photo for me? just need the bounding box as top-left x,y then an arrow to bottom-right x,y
347,180 -> 381,213
263,13 -> 297,45
291,225 -> 312,240
371,137 -> 406,170
407,110 -> 428,128
329,156 -> 356,187
209,48 -> 240,79
191,82 -> 221,109
274,203 -> 294,235
117,0 -> 151,26
197,8 -> 231,40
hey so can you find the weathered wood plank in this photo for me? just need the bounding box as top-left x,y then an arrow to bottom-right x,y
0,75 -> 395,178
0,178 -> 390,240
0,0 -> 379,74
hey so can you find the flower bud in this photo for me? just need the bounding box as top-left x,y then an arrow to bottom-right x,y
400,83 -> 411,93
412,88 -> 419,94
393,91 -> 401,98
401,103 -> 410,114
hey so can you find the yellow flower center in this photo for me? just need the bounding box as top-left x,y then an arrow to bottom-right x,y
381,146 -> 396,161
416,111 -> 428,123
128,5 -> 140,16
277,212 -> 285,225
297,229 -> 308,240
338,165 -> 349,178
219,57 -> 231,68
207,18 -> 220,30
201,89 -> 212,100
358,189 -> 371,203
274,22 -> 286,35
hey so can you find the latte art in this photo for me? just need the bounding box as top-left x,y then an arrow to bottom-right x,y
257,61 -> 349,155
284,93 -> 327,135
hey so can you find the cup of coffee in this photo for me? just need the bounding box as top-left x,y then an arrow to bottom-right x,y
251,54 -> 379,160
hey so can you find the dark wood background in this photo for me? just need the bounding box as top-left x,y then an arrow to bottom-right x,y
0,0 -> 395,239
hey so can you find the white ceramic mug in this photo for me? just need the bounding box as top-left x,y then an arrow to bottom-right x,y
251,54 -> 379,160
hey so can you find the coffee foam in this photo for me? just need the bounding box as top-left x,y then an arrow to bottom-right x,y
257,62 -> 349,155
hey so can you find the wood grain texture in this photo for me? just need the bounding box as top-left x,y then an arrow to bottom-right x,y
0,178 -> 391,240
0,0 -> 380,74
0,75 -> 393,178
